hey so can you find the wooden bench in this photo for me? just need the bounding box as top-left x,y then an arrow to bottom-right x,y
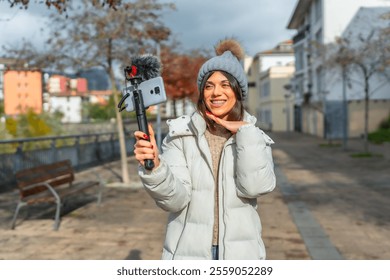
11,160 -> 104,231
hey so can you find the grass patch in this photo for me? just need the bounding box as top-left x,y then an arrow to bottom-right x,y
319,143 -> 341,148
350,152 -> 383,158
368,129 -> 390,144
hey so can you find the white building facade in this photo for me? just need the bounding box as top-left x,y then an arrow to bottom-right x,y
287,0 -> 390,138
50,96 -> 84,123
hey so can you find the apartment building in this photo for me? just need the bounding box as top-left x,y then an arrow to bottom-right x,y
246,40 -> 295,131
3,69 -> 43,116
1,60 -> 116,124
287,0 -> 390,138
257,65 -> 295,132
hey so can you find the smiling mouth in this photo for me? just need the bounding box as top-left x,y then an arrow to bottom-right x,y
210,100 -> 226,107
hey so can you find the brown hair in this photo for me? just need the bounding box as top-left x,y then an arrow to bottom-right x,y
196,71 -> 244,131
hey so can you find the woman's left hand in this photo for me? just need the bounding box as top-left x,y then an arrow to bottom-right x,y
206,112 -> 248,134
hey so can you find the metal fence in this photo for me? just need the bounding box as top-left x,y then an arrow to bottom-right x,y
0,132 -> 136,192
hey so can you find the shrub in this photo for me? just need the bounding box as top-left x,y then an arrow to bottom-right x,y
368,114 -> 390,144
368,128 -> 390,144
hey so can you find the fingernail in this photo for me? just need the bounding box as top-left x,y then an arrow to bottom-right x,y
143,134 -> 149,140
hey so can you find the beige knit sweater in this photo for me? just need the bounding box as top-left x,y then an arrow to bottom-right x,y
204,125 -> 232,245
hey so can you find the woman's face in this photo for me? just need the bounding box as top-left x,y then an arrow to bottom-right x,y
203,71 -> 237,120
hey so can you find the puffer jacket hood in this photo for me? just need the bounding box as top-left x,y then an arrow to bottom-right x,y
139,111 -> 275,260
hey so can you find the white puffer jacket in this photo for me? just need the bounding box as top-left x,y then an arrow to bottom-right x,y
139,111 -> 276,260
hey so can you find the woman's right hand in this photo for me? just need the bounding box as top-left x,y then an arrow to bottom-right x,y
205,111 -> 248,134
134,124 -> 160,170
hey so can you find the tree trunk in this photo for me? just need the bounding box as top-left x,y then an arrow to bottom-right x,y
172,99 -> 177,118
363,77 -> 370,154
107,38 -> 129,184
114,90 -> 130,184
110,77 -> 130,184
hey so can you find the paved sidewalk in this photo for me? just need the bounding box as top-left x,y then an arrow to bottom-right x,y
270,132 -> 390,260
0,132 -> 388,260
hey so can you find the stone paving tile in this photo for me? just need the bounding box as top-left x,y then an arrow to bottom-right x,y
260,186 -> 310,260
270,132 -> 390,260
0,132 -> 388,260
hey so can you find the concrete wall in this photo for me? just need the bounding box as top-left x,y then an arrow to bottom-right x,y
301,103 -> 325,137
299,99 -> 390,139
349,99 -> 390,138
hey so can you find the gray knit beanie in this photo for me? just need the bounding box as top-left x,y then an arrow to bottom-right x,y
197,39 -> 248,100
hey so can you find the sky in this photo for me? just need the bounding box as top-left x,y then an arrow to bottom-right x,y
0,0 -> 298,57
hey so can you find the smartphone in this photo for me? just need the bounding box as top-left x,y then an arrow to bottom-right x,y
122,76 -> 167,112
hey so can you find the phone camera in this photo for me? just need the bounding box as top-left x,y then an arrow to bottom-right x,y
154,87 -> 160,94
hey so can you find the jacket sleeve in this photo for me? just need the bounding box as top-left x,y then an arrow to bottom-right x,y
138,135 -> 192,213
234,124 -> 276,198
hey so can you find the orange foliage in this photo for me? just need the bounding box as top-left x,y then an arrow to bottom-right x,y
160,47 -> 208,103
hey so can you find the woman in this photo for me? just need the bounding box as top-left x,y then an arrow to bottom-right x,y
134,39 -> 276,260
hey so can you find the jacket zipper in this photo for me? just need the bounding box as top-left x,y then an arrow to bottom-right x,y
218,137 -> 235,260
196,134 -> 218,259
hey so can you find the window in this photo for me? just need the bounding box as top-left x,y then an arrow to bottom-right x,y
294,75 -> 304,100
315,29 -> 323,44
295,46 -> 304,71
261,80 -> 270,98
316,67 -> 323,95
314,0 -> 322,22
314,29 -> 323,56
262,110 -> 271,125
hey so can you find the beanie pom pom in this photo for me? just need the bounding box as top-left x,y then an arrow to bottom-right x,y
215,39 -> 245,61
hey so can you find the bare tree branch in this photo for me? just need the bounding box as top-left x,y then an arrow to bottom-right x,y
6,0 -> 123,13
3,0 -> 175,184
